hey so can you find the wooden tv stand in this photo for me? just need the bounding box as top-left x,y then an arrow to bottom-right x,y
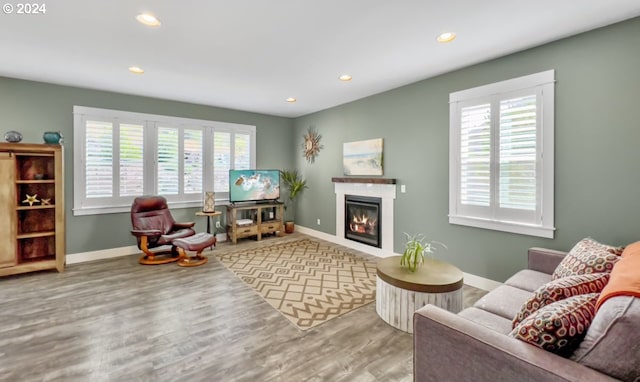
226,202 -> 284,244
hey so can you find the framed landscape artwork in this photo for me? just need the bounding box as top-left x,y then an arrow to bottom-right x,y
343,138 -> 383,176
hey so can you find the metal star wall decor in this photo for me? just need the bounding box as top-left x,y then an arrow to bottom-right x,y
302,127 -> 323,163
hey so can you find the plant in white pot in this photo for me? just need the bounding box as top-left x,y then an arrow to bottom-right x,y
280,169 -> 307,233
400,233 -> 447,272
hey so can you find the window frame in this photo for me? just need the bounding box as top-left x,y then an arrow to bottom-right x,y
448,70 -> 555,238
73,106 -> 256,216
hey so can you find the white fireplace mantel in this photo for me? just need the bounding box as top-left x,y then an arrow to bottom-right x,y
333,178 -> 397,257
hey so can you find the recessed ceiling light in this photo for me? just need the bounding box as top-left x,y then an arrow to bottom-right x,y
339,74 -> 352,82
286,97 -> 297,103
128,66 -> 145,74
136,13 -> 161,27
437,32 -> 456,43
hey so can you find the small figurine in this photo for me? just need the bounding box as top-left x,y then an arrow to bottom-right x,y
22,194 -> 39,206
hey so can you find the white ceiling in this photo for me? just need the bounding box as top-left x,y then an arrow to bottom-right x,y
1,1 -> 639,118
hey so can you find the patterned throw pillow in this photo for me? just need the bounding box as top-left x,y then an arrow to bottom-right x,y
510,293 -> 599,356
552,238 -> 620,280
513,273 -> 610,328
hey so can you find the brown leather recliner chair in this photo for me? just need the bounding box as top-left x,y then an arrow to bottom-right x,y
130,195 -> 196,265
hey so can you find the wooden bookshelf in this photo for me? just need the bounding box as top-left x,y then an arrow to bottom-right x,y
0,143 -> 65,276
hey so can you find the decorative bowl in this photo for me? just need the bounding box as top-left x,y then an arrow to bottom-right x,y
4,130 -> 23,143
43,131 -> 63,144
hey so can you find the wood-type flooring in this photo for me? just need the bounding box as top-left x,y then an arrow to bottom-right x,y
0,233 -> 487,382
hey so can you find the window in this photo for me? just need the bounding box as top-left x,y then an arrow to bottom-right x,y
73,106 -> 256,215
449,70 -> 555,238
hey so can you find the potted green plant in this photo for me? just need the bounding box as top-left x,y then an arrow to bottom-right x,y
280,169 -> 308,233
400,233 -> 446,272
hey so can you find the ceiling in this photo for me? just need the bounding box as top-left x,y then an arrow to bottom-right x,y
1,1 -> 640,118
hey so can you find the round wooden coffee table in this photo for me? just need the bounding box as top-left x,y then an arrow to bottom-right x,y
376,256 -> 463,333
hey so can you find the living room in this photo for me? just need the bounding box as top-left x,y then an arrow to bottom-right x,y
2,2 -> 640,381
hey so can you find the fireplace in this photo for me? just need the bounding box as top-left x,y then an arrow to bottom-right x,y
333,177 -> 396,256
345,195 -> 381,248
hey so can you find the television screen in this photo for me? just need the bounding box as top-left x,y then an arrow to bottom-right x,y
229,169 -> 280,203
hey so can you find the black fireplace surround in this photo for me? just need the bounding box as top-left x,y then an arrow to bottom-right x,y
345,195 -> 381,248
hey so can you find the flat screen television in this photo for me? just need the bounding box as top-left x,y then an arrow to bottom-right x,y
229,169 -> 280,203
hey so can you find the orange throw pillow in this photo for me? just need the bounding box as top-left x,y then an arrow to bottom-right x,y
595,241 -> 640,310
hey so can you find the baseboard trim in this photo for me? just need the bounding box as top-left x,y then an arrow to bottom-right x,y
461,272 -> 502,291
296,225 -> 397,258
296,225 -> 501,291
67,227 -> 502,292
66,245 -> 139,265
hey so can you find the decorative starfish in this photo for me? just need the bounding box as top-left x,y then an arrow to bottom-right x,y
22,194 -> 39,206
41,198 -> 51,205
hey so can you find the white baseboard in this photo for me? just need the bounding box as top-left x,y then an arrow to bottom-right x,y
66,227 -> 502,292
296,225 -> 501,291
66,245 -> 139,265
296,225 -> 397,258
461,272 -> 502,291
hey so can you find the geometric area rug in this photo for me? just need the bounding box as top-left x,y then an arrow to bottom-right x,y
216,238 -> 377,330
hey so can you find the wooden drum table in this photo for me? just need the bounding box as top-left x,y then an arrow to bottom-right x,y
376,256 -> 463,333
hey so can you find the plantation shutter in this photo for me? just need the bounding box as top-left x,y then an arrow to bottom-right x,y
157,127 -> 179,195
450,72 -> 552,235
459,103 -> 491,207
85,120 -> 113,198
499,95 -> 537,211
213,131 -> 231,193
183,129 -> 203,194
119,123 -> 144,197
234,133 -> 251,169
74,105 -> 257,215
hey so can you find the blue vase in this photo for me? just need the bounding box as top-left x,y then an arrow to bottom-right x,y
4,130 -> 23,143
43,131 -> 63,144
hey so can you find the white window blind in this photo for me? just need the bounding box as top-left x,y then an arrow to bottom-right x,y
211,130 -> 256,200
184,129 -> 203,194
73,106 -> 256,216
234,133 -> 251,169
460,103 -> 491,207
119,124 -> 144,197
499,95 -> 537,211
449,70 -> 555,238
157,127 -> 180,195
85,120 -> 113,198
213,131 -> 230,193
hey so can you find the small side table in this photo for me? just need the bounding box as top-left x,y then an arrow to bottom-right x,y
195,211 -> 222,248
376,256 -> 463,333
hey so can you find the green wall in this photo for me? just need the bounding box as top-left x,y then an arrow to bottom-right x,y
0,78 -> 294,254
2,17 -> 638,282
292,17 -> 640,281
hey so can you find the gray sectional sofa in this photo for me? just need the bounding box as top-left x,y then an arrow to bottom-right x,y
413,247 -> 639,382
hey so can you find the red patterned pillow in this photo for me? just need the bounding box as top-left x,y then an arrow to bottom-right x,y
513,273 -> 609,328
510,293 -> 599,356
552,238 -> 620,280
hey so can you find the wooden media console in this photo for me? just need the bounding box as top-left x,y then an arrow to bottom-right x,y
226,202 -> 284,244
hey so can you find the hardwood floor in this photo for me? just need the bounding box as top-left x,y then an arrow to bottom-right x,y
0,233 -> 487,382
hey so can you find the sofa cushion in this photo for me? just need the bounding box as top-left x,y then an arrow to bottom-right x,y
458,307 -> 514,335
512,273 -> 610,327
511,293 -> 599,356
473,285 -> 532,320
552,238 -> 620,280
596,241 -> 640,310
505,269 -> 552,292
571,296 -> 640,382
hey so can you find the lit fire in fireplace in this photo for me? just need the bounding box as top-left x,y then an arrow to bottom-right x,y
349,212 -> 378,235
